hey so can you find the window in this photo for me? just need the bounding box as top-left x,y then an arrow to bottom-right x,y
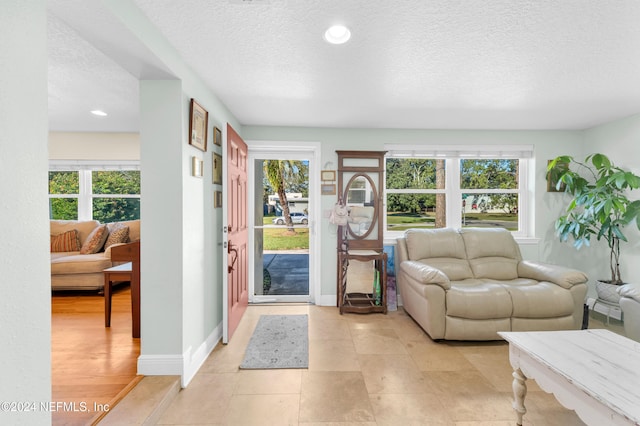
385,145 -> 531,238
49,161 -> 140,222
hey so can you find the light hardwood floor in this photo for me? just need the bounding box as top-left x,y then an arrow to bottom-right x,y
52,285 -> 140,426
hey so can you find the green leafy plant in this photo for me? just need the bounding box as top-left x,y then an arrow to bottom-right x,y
548,153 -> 640,284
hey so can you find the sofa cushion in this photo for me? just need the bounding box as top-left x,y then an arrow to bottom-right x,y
446,280 -> 513,319
50,219 -> 100,246
104,223 -> 130,250
80,224 -> 109,254
417,258 -> 473,281
405,228 -> 467,261
118,219 -> 140,242
460,228 -> 522,261
469,257 -> 519,280
51,229 -> 81,252
50,253 -> 111,275
505,281 -> 576,318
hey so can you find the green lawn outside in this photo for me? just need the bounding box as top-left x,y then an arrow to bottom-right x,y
259,212 -> 517,250
263,228 -> 309,250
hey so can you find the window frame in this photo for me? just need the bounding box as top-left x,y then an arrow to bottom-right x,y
383,145 -> 532,240
49,160 -> 140,221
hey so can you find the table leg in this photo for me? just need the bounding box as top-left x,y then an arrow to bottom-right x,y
512,368 -> 527,426
104,274 -> 112,328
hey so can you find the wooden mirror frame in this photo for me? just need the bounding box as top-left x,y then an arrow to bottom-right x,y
336,150 -> 386,251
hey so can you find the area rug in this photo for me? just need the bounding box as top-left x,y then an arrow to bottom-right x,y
240,314 -> 308,369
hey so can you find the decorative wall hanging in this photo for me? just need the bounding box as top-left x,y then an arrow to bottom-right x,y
213,126 -> 222,146
191,156 -> 203,177
213,153 -> 223,184
189,99 -> 208,152
214,190 -> 223,208
321,184 -> 336,195
321,170 -> 336,182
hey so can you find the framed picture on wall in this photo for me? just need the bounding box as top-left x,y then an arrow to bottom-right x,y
213,126 -> 222,146
189,99 -> 208,152
213,153 -> 223,185
321,184 -> 336,195
214,190 -> 223,208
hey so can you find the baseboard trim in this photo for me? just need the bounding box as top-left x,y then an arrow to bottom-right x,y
316,294 -> 337,306
137,323 -> 222,387
182,323 -> 222,387
137,354 -> 183,377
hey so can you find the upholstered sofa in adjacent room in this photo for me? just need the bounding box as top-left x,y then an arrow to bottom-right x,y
396,227 -> 588,341
50,219 -> 140,291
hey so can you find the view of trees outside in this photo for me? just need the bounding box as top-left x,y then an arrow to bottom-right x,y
48,171 -> 79,220
92,171 -> 140,222
386,158 -> 519,231
263,160 -> 308,233
49,170 -> 140,222
260,159 -> 309,255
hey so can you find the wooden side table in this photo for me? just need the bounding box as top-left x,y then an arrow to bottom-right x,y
338,249 -> 387,314
103,262 -> 133,330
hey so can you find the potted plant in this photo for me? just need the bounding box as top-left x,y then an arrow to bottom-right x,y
547,153 -> 640,303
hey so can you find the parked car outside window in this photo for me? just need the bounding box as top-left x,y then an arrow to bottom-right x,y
272,212 -> 308,225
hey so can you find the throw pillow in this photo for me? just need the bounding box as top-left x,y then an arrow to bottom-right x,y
50,229 -> 81,252
80,224 -> 109,254
104,223 -> 130,250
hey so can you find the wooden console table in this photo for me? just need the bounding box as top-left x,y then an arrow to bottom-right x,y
108,241 -> 140,338
338,249 -> 387,314
499,329 -> 640,425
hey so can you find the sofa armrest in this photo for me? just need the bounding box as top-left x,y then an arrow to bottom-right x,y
104,242 -> 127,260
399,261 -> 451,290
618,283 -> 640,303
518,261 -> 588,289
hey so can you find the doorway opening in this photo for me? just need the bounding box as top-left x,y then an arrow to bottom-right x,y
248,143 -> 319,304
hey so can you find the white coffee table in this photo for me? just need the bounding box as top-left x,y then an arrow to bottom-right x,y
499,329 -> 640,426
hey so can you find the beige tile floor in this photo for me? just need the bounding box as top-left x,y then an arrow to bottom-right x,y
149,304 -> 624,426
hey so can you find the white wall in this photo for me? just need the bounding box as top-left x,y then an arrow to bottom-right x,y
579,113 -> 640,294
242,126 -> 586,299
49,132 -> 140,160
104,0 -> 241,386
0,1 -> 51,424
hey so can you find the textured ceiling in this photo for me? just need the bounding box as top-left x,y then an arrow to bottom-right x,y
48,0 -> 640,132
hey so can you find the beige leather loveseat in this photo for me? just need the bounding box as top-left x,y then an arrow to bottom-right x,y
50,219 -> 140,291
396,228 -> 588,341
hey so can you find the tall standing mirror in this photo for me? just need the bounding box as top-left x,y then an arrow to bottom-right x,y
336,150 -> 388,314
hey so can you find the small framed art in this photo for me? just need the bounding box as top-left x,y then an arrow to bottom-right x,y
213,126 -> 222,146
189,99 -> 208,152
321,170 -> 336,182
321,183 -> 336,195
214,191 -> 223,208
213,153 -> 223,185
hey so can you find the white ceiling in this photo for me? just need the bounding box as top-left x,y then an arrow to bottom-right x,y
47,0 -> 640,132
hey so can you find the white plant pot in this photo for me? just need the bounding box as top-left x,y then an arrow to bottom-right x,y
595,280 -> 622,304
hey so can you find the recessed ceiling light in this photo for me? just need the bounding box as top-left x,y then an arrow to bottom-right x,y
91,110 -> 107,117
324,25 -> 351,45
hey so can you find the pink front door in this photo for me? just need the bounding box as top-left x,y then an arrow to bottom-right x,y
226,124 -> 248,341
